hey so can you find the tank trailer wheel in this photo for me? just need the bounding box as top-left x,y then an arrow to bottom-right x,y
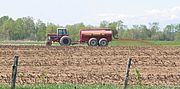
88,38 -> 98,46
60,36 -> 71,46
99,38 -> 108,46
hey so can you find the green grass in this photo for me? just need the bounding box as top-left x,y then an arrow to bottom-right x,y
109,40 -> 180,46
0,40 -> 180,46
109,40 -> 149,46
148,41 -> 180,46
0,41 -> 45,45
0,84 -> 180,89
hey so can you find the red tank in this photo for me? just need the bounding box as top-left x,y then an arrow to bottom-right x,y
80,28 -> 112,46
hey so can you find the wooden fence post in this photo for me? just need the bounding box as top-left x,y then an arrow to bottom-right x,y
11,55 -> 19,89
123,58 -> 132,89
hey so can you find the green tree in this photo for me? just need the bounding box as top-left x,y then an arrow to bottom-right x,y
2,18 -> 16,40
108,20 -> 125,39
129,25 -> 140,39
175,24 -> 180,41
0,16 -> 11,40
100,20 -> 126,39
46,23 -> 59,34
13,17 -> 35,40
100,20 -> 109,28
139,25 -> 149,39
126,25 -> 149,40
35,20 -> 47,41
108,22 -> 118,38
22,17 -> 36,40
116,20 -> 126,39
66,23 -> 85,41
14,18 -> 25,40
149,22 -> 160,40
86,24 -> 95,28
0,16 -> 9,26
164,24 -> 175,41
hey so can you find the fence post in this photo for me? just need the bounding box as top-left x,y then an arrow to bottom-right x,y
11,55 -> 19,89
123,58 -> 132,89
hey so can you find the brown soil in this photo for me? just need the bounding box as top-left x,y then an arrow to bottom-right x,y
0,45 -> 180,85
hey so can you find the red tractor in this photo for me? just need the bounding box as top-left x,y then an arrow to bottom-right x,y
46,28 -> 112,46
46,28 -> 71,46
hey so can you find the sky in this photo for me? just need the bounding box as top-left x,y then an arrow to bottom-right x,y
0,0 -> 180,28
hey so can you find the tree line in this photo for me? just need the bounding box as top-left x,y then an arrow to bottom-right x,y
0,16 -> 180,41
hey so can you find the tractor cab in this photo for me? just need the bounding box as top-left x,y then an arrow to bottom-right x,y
57,28 -> 68,36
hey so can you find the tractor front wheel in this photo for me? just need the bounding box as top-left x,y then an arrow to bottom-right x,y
46,40 -> 52,46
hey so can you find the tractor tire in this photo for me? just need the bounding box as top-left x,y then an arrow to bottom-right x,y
88,38 -> 98,46
60,36 -> 71,46
99,38 -> 108,46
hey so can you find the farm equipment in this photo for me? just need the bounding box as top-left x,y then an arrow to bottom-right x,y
46,28 -> 112,46
46,28 -> 71,46
80,28 -> 112,46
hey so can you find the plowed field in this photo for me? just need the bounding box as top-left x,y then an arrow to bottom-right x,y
0,45 -> 180,85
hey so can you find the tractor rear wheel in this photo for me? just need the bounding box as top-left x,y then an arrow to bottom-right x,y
60,36 -> 71,46
88,38 -> 98,46
99,38 -> 108,46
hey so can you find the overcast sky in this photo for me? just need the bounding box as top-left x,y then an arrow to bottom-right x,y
0,0 -> 180,27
